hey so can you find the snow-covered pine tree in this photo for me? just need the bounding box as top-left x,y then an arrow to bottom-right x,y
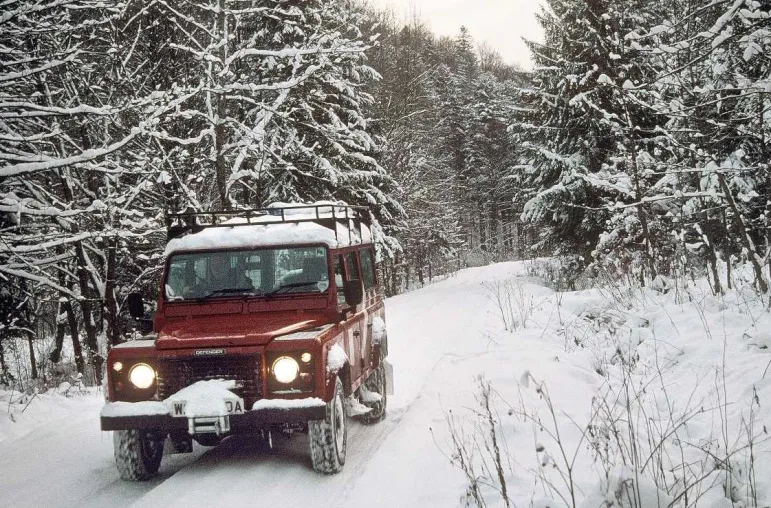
519,0 -> 669,283
364,16 -> 464,291
237,1 -> 404,236
136,0 -> 403,251
518,0 -> 614,259
630,0 -> 771,292
464,72 -> 521,259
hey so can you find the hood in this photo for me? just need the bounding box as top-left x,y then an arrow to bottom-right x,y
156,313 -> 327,349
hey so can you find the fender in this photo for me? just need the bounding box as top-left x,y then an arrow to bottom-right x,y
325,361 -> 351,401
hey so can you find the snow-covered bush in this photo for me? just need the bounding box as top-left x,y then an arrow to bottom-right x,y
445,270 -> 771,508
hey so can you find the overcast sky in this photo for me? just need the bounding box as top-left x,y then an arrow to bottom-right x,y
368,0 -> 544,69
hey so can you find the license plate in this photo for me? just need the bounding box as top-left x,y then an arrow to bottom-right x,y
170,398 -> 245,417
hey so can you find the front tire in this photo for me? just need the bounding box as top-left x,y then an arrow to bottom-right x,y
113,429 -> 164,481
309,377 -> 347,474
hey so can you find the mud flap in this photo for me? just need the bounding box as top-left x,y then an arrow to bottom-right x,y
384,360 -> 394,395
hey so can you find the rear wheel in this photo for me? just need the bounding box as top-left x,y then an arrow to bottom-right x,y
309,377 -> 347,474
113,429 -> 164,481
359,362 -> 387,424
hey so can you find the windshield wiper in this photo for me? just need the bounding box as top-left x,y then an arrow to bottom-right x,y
199,287 -> 256,299
264,281 -> 320,297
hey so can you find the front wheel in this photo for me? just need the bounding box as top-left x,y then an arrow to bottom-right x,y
113,429 -> 164,481
309,377 -> 347,474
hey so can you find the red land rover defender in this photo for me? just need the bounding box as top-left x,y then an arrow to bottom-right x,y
100,203 -> 390,480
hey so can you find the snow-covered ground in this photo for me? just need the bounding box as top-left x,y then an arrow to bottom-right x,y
1,261 -> 769,507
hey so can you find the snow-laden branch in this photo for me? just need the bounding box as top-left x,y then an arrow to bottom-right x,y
0,51 -> 79,83
1,85 -> 200,178
0,231 -> 94,254
5,252 -> 74,270
0,265 -> 82,300
0,127 -> 143,177
0,102 -> 117,117
150,127 -> 214,146
0,203 -> 84,217
211,64 -> 321,94
0,0 -> 75,26
223,44 -> 366,69
0,129 -> 61,142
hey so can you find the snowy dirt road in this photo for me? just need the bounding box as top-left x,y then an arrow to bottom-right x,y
0,263 -> 597,507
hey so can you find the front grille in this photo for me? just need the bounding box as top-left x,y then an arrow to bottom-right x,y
157,354 -> 262,407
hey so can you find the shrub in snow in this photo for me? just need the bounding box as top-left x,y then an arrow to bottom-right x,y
579,466 -> 672,508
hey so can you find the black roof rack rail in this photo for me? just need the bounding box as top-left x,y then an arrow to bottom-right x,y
165,204 -> 371,245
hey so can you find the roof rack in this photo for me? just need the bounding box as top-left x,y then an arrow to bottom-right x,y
165,203 -> 371,246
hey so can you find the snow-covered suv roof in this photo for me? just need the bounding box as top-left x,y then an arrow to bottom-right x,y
164,202 -> 373,255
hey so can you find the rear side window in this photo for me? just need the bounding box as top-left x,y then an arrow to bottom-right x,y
346,251 -> 360,281
360,249 -> 376,289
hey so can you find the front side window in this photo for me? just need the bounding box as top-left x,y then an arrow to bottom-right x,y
165,246 -> 329,300
334,255 -> 346,305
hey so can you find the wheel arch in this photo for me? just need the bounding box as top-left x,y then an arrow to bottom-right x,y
326,361 -> 352,400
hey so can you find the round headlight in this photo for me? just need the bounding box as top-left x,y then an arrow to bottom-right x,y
128,363 -> 156,389
272,356 -> 299,384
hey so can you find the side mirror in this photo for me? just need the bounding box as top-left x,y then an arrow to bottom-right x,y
127,292 -> 145,318
343,279 -> 363,307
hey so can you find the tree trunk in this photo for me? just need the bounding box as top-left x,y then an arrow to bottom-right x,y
56,172 -> 101,382
104,235 -> 120,347
716,171 -> 769,294
65,300 -> 85,374
702,226 -> 723,295
629,144 -> 655,285
760,92 -> 770,285
49,302 -> 67,364
213,0 -> 229,210
0,339 -> 7,381
478,202 -> 487,252
722,209 -> 732,290
491,198 -> 500,258
27,334 -> 38,380
74,241 -> 103,384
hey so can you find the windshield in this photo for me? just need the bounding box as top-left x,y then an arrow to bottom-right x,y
164,246 -> 330,301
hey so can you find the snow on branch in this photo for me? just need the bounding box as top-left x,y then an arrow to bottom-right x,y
0,266 -> 82,300
0,130 -> 141,177
0,102 -> 117,117
224,44 -> 366,68
0,231 -> 95,254
0,52 -> 79,83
